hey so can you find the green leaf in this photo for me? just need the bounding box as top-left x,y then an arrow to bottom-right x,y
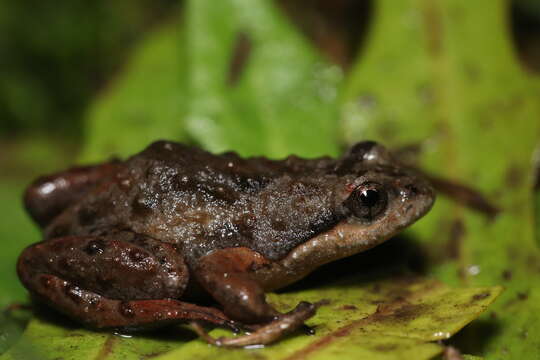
1,276 -> 500,360
81,0 -> 342,162
0,138 -> 75,353
0,182 -> 38,309
0,317 -> 185,360
0,181 -> 33,354
184,0 -> 342,158
341,0 -> 540,358
534,149 -> 540,246
79,19 -> 189,163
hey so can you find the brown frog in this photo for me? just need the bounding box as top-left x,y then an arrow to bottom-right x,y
17,140 -> 434,346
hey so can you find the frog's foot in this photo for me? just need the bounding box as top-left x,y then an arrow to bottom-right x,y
190,301 -> 318,347
30,274 -> 239,331
194,248 -> 323,346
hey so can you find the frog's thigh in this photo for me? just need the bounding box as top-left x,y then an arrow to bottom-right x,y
17,233 -> 235,329
24,162 -> 119,227
195,247 -> 280,324
18,233 -> 188,300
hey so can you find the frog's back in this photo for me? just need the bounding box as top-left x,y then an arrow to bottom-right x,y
123,141 -> 345,261
43,141 -> 345,262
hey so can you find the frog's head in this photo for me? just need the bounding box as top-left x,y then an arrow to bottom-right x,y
252,141 -> 436,291
333,141 -> 435,253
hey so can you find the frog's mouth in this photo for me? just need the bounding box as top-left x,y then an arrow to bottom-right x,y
254,175 -> 435,291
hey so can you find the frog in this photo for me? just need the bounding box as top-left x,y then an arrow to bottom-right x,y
17,140 -> 435,347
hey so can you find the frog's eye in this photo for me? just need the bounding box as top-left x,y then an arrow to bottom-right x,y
345,182 -> 388,221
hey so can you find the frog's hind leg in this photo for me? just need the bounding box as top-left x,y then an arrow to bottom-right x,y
17,232 -> 237,331
30,274 -> 236,331
24,162 -> 119,227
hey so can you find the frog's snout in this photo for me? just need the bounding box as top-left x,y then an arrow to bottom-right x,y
397,176 -> 436,222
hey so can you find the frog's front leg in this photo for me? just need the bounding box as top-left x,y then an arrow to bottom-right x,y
194,247 -> 318,346
17,233 -> 236,330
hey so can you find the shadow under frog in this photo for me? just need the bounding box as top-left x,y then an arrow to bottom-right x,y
17,140 -> 434,347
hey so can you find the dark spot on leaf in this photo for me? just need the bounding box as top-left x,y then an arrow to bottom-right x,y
457,267 -> 467,282
534,154 -> 540,191
227,31 -> 252,86
376,302 -> 429,323
141,351 -> 169,359
502,270 -> 513,281
339,305 -> 358,311
374,344 -> 399,352
95,336 -> 117,360
447,219 -> 465,260
472,292 -> 490,301
417,83 -> 436,105
464,63 -> 481,81
421,0 -> 443,56
357,93 -> 377,110
505,165 -> 524,187
503,290 -> 530,309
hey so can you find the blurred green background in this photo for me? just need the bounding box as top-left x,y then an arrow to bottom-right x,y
1,0 -> 540,359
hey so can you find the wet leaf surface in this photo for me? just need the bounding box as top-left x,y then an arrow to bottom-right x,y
0,275 -> 500,360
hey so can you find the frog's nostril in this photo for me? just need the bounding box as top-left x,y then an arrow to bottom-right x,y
404,184 -> 419,196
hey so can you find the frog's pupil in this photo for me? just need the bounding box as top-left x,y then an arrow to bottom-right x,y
359,189 -> 379,207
